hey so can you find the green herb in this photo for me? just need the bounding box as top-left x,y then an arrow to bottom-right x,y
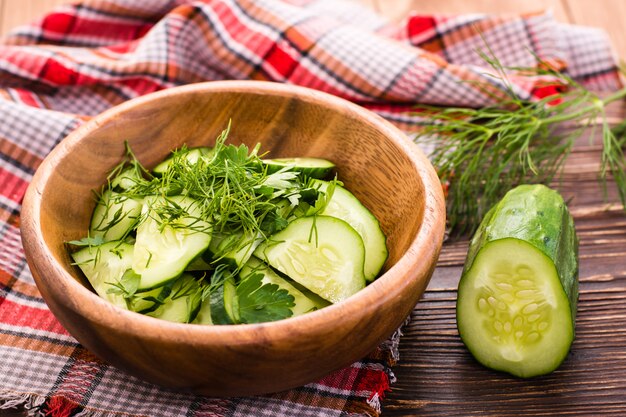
67,235 -> 105,247
416,49 -> 626,236
106,269 -> 141,299
107,125 -> 310,257
236,274 -> 295,323
200,264 -> 234,302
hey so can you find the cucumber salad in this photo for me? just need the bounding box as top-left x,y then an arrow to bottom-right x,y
69,126 -> 388,325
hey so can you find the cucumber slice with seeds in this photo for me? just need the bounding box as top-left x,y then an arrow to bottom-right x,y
457,184 -> 578,378
71,241 -> 134,309
313,180 -> 388,281
89,190 -> 142,242
254,215 -> 365,303
132,196 -> 212,290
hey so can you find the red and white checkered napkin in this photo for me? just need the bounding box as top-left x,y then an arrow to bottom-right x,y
0,1 -> 621,416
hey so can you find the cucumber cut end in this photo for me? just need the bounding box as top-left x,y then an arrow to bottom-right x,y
457,238 -> 574,378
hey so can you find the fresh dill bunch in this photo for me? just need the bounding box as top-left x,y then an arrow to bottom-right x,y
110,125 -> 311,258
415,50 -> 626,237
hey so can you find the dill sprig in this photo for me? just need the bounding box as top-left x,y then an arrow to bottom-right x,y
110,125 -> 307,257
416,50 -> 626,236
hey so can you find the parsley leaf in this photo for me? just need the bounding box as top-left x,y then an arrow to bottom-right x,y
236,274 -> 294,323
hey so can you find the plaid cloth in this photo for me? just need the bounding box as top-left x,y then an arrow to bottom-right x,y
0,1 -> 621,416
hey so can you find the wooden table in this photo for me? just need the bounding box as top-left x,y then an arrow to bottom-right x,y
2,1 -> 626,416
382,99 -> 626,416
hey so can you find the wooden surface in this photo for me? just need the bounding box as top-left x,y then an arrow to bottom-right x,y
2,0 -> 626,416
382,100 -> 626,416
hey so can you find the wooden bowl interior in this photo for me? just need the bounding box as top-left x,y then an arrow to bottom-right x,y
23,82 -> 442,395
40,85 -> 425,285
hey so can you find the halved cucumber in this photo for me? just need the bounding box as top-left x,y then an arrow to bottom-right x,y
89,190 -> 142,242
132,196 -> 212,290
457,184 -> 578,378
254,215 -> 365,303
240,256 -> 323,316
71,241 -> 134,309
262,157 -> 335,179
313,180 -> 387,281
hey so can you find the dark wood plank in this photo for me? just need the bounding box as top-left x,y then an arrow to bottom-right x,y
383,103 -> 626,415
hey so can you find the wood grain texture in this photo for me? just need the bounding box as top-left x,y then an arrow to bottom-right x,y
19,80 -> 446,397
0,0 -> 65,37
382,103 -> 626,415
372,0 -> 569,22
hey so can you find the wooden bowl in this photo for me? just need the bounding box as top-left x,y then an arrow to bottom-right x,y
20,81 -> 445,396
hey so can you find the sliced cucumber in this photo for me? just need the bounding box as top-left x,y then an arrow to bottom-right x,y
207,230 -> 263,270
71,241 -> 134,309
192,297 -> 213,325
89,190 -> 142,242
210,277 -> 239,324
111,166 -> 143,191
262,157 -> 335,179
254,215 -> 366,303
127,285 -> 171,314
240,256 -> 321,316
147,274 -> 202,323
457,184 -> 578,378
152,147 -> 214,176
132,196 -> 212,290
185,252 -> 213,271
313,180 -> 387,281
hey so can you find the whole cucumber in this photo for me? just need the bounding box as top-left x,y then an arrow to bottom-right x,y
456,184 -> 578,378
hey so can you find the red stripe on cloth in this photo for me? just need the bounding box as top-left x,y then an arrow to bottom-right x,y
43,396 -> 79,417
41,12 -> 77,36
119,77 -> 166,95
41,12 -> 153,42
13,88 -> 43,107
0,297 -> 70,337
54,348 -> 106,400
103,39 -> 138,54
531,82 -> 567,105
407,15 -> 437,40
0,168 -> 29,203
263,41 -> 300,79
39,58 -> 80,85
356,368 -> 390,400
211,1 -> 280,64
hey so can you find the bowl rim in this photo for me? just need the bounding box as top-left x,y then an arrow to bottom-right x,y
21,80 -> 446,346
